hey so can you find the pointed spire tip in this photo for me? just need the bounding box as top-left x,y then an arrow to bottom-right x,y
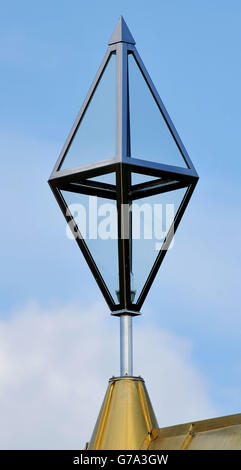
108,17 -> 135,46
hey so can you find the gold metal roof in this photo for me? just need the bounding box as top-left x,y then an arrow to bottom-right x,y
86,376 -> 241,450
145,413 -> 241,450
88,376 -> 158,450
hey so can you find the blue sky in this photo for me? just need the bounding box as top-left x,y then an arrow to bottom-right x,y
1,0 -> 241,448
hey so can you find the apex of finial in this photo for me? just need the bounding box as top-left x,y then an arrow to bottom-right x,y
108,16 -> 136,46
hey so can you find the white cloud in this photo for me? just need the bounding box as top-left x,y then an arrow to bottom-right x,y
0,301 -> 217,449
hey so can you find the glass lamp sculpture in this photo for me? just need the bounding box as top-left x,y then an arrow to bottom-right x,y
48,17 -> 199,449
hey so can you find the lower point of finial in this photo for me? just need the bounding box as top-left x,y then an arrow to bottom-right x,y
111,309 -> 141,316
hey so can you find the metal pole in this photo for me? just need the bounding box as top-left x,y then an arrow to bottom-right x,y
120,314 -> 133,376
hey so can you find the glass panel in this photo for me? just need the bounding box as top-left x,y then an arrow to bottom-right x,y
60,190 -> 119,303
130,187 -> 187,301
88,172 -> 116,185
128,54 -> 188,168
131,172 -> 157,186
60,53 -> 116,170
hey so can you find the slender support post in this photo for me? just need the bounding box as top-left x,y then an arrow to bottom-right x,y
120,314 -> 133,376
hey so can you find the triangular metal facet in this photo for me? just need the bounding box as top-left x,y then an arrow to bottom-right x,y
109,16 -> 135,45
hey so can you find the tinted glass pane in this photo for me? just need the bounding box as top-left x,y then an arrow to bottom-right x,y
88,172 -> 116,185
61,190 -> 119,303
130,187 -> 187,301
131,172 -> 157,186
60,53 -> 116,170
128,54 -> 187,168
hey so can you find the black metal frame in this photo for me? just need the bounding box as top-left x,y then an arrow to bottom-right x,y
49,18 -> 199,315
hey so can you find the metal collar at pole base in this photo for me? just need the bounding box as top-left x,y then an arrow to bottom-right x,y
87,376 -> 159,450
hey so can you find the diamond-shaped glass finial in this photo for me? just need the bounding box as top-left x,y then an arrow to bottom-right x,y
49,18 -> 198,313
